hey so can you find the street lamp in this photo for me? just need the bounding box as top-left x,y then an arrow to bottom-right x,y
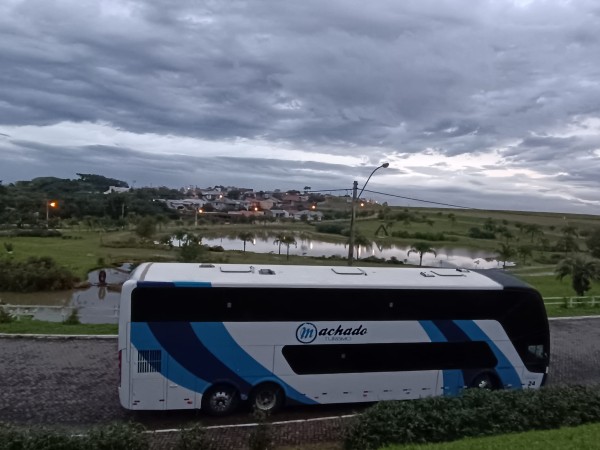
46,200 -> 58,228
348,162 -> 389,265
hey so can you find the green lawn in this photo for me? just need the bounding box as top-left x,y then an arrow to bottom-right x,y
382,422 -> 600,450
0,316 -> 117,335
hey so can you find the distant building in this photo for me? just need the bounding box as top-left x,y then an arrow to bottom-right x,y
104,186 -> 130,194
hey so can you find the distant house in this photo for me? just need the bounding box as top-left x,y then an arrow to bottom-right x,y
104,186 -> 129,194
161,199 -> 206,211
265,209 -> 291,219
291,210 -> 323,221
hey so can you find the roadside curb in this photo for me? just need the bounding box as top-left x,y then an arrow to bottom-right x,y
0,333 -> 117,339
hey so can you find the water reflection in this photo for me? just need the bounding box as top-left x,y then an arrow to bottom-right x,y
2,265 -> 131,325
200,236 -> 510,269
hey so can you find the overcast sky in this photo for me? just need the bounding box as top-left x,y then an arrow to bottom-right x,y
1,0 -> 600,214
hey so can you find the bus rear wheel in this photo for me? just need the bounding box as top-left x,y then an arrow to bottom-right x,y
250,383 -> 284,414
202,384 -> 240,416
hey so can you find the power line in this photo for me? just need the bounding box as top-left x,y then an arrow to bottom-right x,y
306,187 -> 475,209
363,189 -> 474,210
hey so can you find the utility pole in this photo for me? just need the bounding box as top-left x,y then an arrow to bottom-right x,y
347,180 -> 358,265
347,163 -> 389,266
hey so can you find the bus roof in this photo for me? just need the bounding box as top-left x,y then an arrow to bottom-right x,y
130,263 -> 510,290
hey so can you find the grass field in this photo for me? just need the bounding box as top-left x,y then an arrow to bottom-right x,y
379,422 -> 600,450
1,206 -> 599,295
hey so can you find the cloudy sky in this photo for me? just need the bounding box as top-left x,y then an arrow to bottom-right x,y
1,0 -> 600,214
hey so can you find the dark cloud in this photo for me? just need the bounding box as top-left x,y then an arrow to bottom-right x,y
1,1 -> 600,213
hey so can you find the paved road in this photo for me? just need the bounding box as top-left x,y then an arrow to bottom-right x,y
0,318 -> 599,444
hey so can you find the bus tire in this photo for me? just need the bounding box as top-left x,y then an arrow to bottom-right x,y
470,372 -> 497,390
202,384 -> 240,416
250,383 -> 284,414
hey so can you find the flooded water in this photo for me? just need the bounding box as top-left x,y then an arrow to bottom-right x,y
2,238 -> 511,324
201,236 -> 509,269
1,265 -> 131,325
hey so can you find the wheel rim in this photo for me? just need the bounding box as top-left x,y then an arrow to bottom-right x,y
255,390 -> 277,411
474,375 -> 493,389
209,389 -> 234,413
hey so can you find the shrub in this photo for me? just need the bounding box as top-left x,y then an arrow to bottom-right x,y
344,386 -> 600,450
63,308 -> 81,325
248,410 -> 273,450
176,424 -> 214,450
468,227 -> 496,239
314,223 -> 347,235
0,422 -> 148,450
0,303 -> 13,324
0,257 -> 77,292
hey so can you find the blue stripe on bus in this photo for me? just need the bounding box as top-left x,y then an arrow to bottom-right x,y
147,322 -> 253,394
130,323 -> 210,393
432,320 -> 470,343
136,281 -> 176,288
419,320 -> 447,343
173,282 -> 212,287
190,322 -> 318,405
454,320 -> 522,389
419,320 -> 464,396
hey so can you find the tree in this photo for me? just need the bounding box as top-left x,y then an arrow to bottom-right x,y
524,224 -> 544,243
273,233 -> 287,255
483,217 -> 496,232
556,235 -> 579,255
407,242 -> 437,267
586,227 -> 600,258
517,245 -> 533,265
496,243 -> 515,269
238,232 -> 254,253
280,235 -> 297,260
135,217 -> 156,241
555,256 -> 600,297
178,233 -> 203,262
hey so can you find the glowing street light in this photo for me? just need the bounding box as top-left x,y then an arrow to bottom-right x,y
348,163 -> 389,265
46,200 -> 58,228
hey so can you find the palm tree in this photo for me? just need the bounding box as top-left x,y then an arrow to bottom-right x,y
407,242 -> 437,267
238,232 -> 254,253
280,235 -> 297,260
273,233 -> 287,255
555,256 -> 600,296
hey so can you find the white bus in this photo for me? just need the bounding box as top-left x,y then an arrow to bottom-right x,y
118,263 -> 550,415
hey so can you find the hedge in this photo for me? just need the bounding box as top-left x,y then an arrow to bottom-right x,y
344,385 -> 600,450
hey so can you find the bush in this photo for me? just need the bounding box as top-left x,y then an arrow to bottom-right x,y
468,227 -> 496,239
344,386 -> 600,450
248,410 -> 273,450
314,223 -> 347,235
176,424 -> 214,450
0,257 -> 78,292
0,303 -> 12,323
0,422 -> 147,450
63,308 -> 81,325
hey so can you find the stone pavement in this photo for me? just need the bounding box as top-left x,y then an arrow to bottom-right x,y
1,317 -> 599,449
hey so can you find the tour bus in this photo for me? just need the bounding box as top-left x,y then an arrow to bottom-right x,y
118,263 -> 550,415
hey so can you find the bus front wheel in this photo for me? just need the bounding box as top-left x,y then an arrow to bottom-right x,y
470,372 -> 497,390
202,384 -> 240,416
250,383 -> 284,414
